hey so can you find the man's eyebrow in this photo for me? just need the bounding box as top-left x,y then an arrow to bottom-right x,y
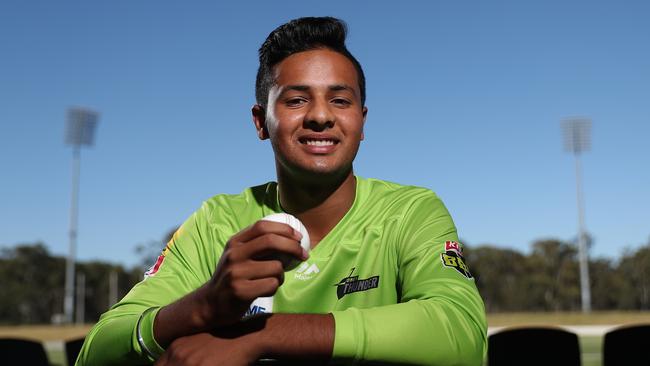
279,84 -> 358,96
283,85 -> 310,92
329,84 -> 357,95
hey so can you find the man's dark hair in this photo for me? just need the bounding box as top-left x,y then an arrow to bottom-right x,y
255,17 -> 366,109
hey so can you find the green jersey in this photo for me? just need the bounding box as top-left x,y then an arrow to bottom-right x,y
77,177 -> 487,365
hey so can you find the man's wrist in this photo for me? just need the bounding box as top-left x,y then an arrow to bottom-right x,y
248,321 -> 269,361
153,286 -> 219,348
252,316 -> 273,358
189,285 -> 216,330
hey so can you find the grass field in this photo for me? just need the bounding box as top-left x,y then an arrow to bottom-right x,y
487,310 -> 650,326
1,312 -> 649,365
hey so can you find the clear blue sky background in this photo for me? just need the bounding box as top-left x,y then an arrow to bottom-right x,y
1,1 -> 648,268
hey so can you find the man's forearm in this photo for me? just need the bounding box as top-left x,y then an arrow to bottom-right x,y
153,283 -> 334,361
154,285 -> 213,348
153,313 -> 334,365
248,313 -> 334,362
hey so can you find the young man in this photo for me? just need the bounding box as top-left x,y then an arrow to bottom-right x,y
77,17 -> 487,365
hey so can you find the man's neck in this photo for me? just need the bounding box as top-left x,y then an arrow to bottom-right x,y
277,170 -> 356,248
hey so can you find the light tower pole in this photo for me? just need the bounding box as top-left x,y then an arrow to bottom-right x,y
562,117 -> 592,313
64,107 -> 98,324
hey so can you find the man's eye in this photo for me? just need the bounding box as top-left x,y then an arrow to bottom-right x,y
286,98 -> 306,107
332,98 -> 351,106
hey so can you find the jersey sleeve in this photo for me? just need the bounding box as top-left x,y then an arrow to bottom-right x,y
331,192 -> 487,365
75,202 -> 221,365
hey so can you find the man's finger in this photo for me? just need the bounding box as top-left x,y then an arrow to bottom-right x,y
231,259 -> 285,282
241,277 -> 283,298
236,233 -> 307,262
231,220 -> 302,244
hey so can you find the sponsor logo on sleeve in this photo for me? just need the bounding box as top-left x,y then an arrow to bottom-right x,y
144,254 -> 165,278
440,241 -> 473,279
144,227 -> 185,278
334,268 -> 380,299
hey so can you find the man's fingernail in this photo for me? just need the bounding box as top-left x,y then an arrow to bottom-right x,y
302,248 -> 309,260
294,229 -> 303,240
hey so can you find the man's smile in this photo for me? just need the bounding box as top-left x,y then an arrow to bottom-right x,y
298,134 -> 341,154
303,139 -> 336,146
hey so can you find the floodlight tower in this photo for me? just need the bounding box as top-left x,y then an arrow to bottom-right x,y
562,117 -> 592,313
64,107 -> 98,324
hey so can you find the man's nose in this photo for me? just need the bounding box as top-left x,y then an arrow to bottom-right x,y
303,99 -> 335,131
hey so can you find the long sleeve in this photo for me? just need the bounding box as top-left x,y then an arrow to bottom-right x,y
75,202 -> 221,365
331,193 -> 487,365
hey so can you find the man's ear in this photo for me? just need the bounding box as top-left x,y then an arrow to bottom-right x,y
361,106 -> 368,141
252,104 -> 269,140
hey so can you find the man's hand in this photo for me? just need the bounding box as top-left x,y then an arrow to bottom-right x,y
153,220 -> 308,347
153,332 -> 261,366
198,220 -> 308,327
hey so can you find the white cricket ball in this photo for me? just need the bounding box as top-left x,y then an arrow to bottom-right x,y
261,213 -> 311,271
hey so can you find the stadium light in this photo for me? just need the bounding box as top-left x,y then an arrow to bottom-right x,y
64,107 -> 98,324
562,117 -> 592,313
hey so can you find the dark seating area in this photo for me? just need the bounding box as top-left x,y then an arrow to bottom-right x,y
0,338 -> 50,366
603,324 -> 650,366
65,337 -> 86,366
488,327 -> 581,366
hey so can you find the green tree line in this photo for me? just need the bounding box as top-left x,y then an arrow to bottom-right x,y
0,243 -> 144,325
466,238 -> 650,312
0,236 -> 648,324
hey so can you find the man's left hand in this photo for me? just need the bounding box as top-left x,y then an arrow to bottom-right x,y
154,332 -> 262,366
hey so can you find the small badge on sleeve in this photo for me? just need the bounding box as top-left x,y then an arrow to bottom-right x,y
445,240 -> 462,255
144,254 -> 165,278
144,226 -> 183,278
440,241 -> 473,279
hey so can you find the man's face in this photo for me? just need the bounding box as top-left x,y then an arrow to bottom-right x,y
254,49 -> 367,179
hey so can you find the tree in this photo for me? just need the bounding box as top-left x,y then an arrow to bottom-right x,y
0,243 -> 146,324
526,239 -> 580,311
618,241 -> 650,309
76,261 -> 140,323
590,257 -> 628,310
0,243 -> 65,324
466,245 -> 528,312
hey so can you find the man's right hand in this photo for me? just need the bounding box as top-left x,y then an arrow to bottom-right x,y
198,219 -> 308,328
153,219 -> 308,347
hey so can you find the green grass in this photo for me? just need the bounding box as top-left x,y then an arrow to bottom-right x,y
580,335 -> 602,366
46,349 -> 66,366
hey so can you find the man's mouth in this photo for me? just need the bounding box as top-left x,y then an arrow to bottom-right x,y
299,137 -> 339,146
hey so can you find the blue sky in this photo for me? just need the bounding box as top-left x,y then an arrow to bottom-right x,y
1,1 -> 648,267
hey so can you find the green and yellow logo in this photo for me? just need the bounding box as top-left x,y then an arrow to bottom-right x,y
441,251 -> 473,279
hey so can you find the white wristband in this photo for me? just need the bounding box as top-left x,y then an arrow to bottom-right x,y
136,307 -> 162,360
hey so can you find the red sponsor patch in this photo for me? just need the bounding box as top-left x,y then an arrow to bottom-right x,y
444,241 -> 462,254
145,254 -> 165,277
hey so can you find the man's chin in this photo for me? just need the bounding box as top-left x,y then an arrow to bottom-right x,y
280,161 -> 353,182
